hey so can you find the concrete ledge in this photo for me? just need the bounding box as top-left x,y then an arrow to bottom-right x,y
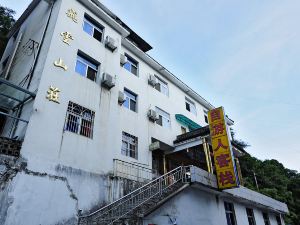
224,186 -> 289,214
190,166 -> 217,188
189,166 -> 288,214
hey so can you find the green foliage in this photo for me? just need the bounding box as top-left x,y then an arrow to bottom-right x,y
233,134 -> 300,225
0,6 -> 15,58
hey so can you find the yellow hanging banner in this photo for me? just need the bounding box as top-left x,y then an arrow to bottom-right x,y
208,107 -> 239,189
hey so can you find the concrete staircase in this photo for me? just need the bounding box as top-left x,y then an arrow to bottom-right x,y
78,166 -> 191,225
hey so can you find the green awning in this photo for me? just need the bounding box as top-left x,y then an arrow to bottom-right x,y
175,114 -> 201,131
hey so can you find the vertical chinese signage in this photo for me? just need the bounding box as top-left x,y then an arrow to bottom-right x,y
208,107 -> 239,189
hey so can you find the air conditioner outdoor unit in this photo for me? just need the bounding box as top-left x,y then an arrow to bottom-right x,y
120,54 -> 127,66
102,73 -> 116,89
147,109 -> 158,122
148,74 -> 158,86
105,36 -> 117,52
118,91 -> 126,105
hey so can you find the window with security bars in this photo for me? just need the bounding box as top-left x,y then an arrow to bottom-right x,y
122,131 -> 138,159
64,102 -> 95,139
246,208 -> 256,225
224,202 -> 237,225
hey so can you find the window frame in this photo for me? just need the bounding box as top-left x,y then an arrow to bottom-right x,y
154,76 -> 169,96
121,131 -> 138,159
123,88 -> 138,112
246,208 -> 256,225
83,14 -> 104,43
224,202 -> 237,225
262,212 -> 271,225
123,54 -> 138,76
64,102 -> 95,139
155,107 -> 171,128
276,215 -> 282,225
204,110 -> 208,123
75,53 -> 99,82
185,97 -> 197,116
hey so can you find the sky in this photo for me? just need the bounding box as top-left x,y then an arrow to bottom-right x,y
1,0 -> 299,171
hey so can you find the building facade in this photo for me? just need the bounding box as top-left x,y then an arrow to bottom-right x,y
0,0 -> 288,225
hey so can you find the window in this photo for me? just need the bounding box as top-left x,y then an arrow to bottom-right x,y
224,202 -> 237,225
64,102 -> 95,139
123,89 -> 137,112
122,132 -> 138,159
83,14 -> 104,42
155,76 -> 169,96
276,215 -> 282,225
75,53 -> 99,81
204,110 -> 208,123
262,212 -> 270,225
246,208 -> 256,225
123,54 -> 138,76
2,56 -> 9,69
185,98 -> 197,115
155,107 -> 171,128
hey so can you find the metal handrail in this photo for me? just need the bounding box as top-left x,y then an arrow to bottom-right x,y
79,166 -> 191,224
113,159 -> 157,182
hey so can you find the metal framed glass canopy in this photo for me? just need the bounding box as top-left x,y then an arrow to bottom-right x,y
0,78 -> 36,123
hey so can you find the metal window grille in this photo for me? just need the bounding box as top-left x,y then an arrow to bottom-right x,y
64,102 -> 95,139
121,131 -> 138,159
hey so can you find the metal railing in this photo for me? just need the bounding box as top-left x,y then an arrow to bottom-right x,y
79,166 -> 191,225
113,159 -> 157,182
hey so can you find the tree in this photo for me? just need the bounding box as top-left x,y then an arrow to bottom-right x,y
0,6 -> 15,58
230,128 -> 250,151
230,128 -> 300,224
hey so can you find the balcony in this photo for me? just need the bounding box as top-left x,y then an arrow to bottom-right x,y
113,159 -> 157,182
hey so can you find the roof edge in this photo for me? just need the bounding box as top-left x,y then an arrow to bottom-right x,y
7,0 -> 42,38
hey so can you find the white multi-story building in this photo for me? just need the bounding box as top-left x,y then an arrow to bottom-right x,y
0,0 -> 288,225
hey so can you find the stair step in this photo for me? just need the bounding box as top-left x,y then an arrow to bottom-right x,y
78,166 -> 190,224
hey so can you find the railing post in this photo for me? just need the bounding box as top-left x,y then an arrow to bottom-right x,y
159,177 -> 162,195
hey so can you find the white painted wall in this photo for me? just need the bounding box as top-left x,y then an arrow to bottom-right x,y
144,186 -> 285,225
3,172 -> 77,225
